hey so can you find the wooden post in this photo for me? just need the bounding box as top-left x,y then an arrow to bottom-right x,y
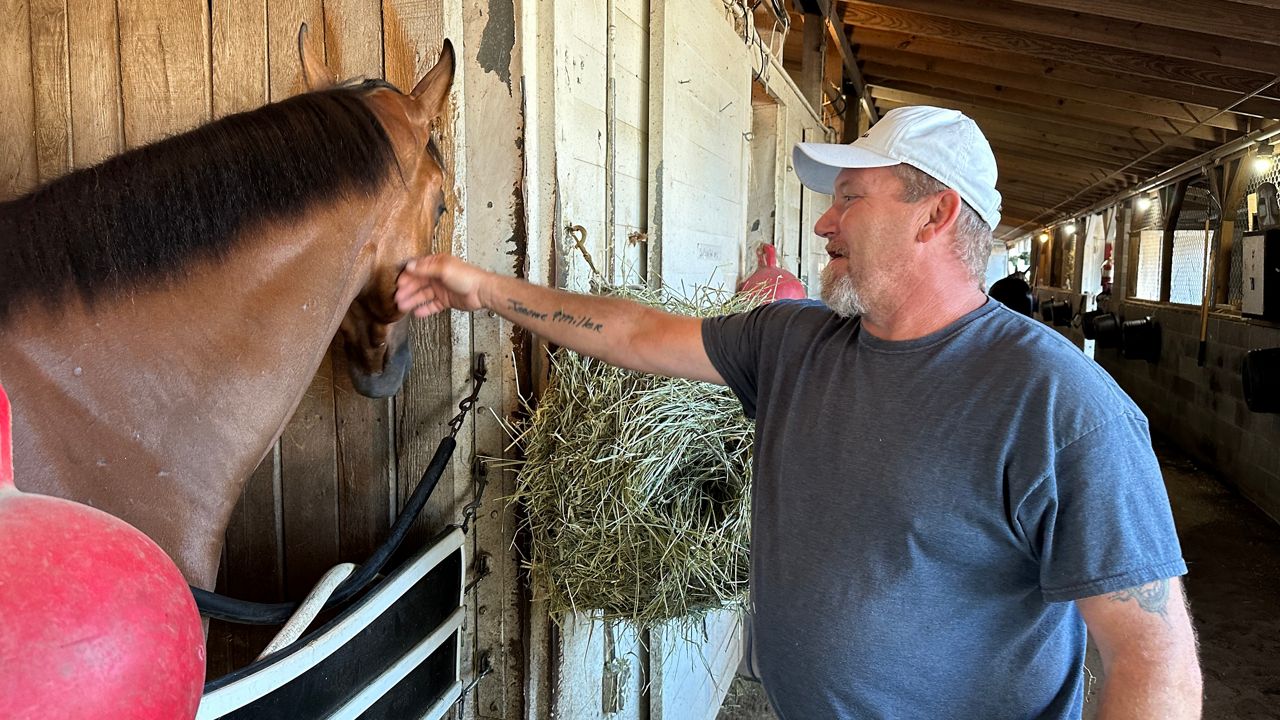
798,12 -> 825,114
1159,178 -> 1190,303
1215,154 -> 1252,306
841,81 -> 861,144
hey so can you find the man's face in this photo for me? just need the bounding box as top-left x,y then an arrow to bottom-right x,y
814,166 -> 928,318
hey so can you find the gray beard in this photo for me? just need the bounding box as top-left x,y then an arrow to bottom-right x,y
820,263 -> 866,318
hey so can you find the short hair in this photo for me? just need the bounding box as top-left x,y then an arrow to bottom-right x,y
892,164 -> 993,282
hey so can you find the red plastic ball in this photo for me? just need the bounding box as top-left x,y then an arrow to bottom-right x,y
0,385 -> 205,719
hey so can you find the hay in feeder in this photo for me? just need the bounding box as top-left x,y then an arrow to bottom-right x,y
503,285 -> 758,628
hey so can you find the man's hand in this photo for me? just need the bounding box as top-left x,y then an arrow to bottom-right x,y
395,254 -> 489,316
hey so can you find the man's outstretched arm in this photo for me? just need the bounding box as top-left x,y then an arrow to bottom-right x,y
1076,576 -> 1202,719
395,254 -> 725,384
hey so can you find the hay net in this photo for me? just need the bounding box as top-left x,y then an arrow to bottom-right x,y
503,285 -> 758,629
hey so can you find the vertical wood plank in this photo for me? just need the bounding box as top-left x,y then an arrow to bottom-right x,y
382,0 -> 454,554
0,0 -> 38,198
279,354 -> 341,598
267,0 -> 335,601
323,0 -> 392,566
117,0 -> 211,147
212,0 -> 268,118
267,0 -> 322,102
210,450 -> 285,675
206,0 -> 277,679
29,0 -> 71,183
325,0 -> 383,79
66,0 -> 123,168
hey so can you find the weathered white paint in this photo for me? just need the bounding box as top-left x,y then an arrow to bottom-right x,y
515,1 -> 847,717
455,0 -> 529,718
649,0 -> 752,294
650,610 -> 742,720
750,46 -> 833,296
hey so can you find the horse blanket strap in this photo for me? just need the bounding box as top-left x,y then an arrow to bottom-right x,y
192,355 -> 487,625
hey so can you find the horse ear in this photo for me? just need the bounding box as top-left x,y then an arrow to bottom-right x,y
409,40 -> 455,122
297,23 -> 336,92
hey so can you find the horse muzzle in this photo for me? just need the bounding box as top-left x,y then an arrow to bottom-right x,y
349,340 -> 412,398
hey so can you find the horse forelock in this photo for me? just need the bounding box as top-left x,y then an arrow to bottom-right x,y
0,87 -> 400,326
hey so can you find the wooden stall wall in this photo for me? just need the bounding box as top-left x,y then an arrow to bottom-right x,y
0,0 -> 507,697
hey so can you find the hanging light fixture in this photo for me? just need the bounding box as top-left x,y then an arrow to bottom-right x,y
1135,195 -> 1152,212
1064,222 -> 1077,234
1037,231 -> 1050,243
1254,141 -> 1274,175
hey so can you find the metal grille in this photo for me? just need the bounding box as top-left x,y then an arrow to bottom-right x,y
1170,229 -> 1211,304
1134,230 -> 1163,301
1229,160 -> 1280,306
1170,184 -> 1218,305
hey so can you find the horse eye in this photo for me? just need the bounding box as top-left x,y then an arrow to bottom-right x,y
436,202 -> 448,218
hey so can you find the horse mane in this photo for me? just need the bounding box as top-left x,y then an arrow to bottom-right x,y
0,84 -> 398,325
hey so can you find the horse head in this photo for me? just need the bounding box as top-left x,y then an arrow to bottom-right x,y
298,26 -> 455,398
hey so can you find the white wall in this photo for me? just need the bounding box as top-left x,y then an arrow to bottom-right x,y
648,0 -> 752,296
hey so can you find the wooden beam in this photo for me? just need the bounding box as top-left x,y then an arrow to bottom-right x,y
842,3 -> 1277,95
858,49 -> 1246,128
1008,0 -> 1280,48
848,0 -> 1280,76
1002,184 -> 1121,210
996,161 -> 1113,189
821,1 -> 877,122
990,137 -> 1169,175
1159,178 -> 1191,302
798,12 -> 825,110
867,84 -> 1227,149
852,29 -> 1280,119
1215,153 -> 1253,304
862,64 -> 1244,133
879,99 -> 1194,162
992,142 -> 1147,180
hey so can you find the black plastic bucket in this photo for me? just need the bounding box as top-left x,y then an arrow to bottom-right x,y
1243,348 -> 1280,413
1121,317 -> 1161,363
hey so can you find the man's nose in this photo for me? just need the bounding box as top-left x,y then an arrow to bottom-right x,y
814,205 -> 838,238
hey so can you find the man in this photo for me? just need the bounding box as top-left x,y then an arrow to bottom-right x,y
396,106 -> 1202,718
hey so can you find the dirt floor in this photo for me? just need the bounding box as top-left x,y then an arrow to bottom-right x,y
717,439 -> 1280,719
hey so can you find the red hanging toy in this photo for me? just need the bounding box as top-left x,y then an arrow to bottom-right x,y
737,243 -> 807,301
0,382 -> 205,719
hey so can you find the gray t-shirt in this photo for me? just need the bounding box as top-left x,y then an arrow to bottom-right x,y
702,298 -> 1186,720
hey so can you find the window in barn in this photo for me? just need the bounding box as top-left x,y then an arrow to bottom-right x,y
1125,193 -> 1164,300
1169,183 -> 1219,306
1132,230 -> 1164,301
1229,156 -> 1280,307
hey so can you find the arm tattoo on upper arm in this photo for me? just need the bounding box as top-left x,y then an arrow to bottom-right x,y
1107,579 -> 1171,618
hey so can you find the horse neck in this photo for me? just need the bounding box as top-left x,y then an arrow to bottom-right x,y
2,199 -> 378,587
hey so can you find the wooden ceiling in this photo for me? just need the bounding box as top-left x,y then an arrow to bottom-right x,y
787,0 -> 1280,241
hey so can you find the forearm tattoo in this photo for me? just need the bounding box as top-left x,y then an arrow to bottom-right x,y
505,299 -> 604,332
1107,579 -> 1171,617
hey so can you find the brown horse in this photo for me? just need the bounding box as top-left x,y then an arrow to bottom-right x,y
0,29 -> 454,592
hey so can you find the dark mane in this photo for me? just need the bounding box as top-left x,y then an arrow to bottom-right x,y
0,86 -> 397,324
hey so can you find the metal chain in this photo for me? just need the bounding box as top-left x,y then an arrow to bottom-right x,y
447,354 -> 487,439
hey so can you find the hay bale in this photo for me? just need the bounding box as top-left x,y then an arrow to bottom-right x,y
504,286 -> 758,627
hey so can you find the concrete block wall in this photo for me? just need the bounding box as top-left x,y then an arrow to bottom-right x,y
1034,289 -> 1280,522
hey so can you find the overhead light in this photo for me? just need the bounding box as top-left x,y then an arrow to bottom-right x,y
1136,196 -> 1152,212
1037,231 -> 1050,243
1064,222 -> 1077,234
1254,141 -> 1274,175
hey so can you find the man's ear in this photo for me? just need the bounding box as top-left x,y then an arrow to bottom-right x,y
918,189 -> 963,244
298,23 -> 336,91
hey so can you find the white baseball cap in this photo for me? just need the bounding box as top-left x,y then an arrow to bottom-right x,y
793,106 -> 1002,229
